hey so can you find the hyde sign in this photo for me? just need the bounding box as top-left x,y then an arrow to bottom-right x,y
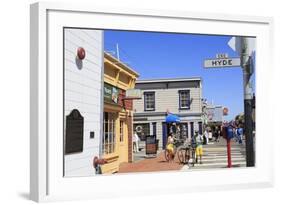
204,53 -> 241,68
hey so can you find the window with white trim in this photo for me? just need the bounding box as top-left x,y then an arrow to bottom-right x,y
144,92 -> 155,111
103,112 -> 116,154
179,90 -> 191,109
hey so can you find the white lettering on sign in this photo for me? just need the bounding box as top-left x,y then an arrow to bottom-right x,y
204,58 -> 241,68
216,53 -> 228,59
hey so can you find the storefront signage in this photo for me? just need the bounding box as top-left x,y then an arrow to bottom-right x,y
104,83 -> 119,104
145,135 -> 157,155
125,89 -> 142,99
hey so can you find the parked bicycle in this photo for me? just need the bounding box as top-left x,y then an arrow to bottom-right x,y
164,137 -> 196,166
177,143 -> 196,166
164,136 -> 183,162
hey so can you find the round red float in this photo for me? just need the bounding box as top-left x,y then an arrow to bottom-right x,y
77,47 -> 86,60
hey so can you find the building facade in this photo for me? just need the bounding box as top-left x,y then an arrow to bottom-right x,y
64,28 -> 103,177
206,104 -> 224,124
133,78 -> 203,149
101,53 -> 139,174
63,28 -> 139,176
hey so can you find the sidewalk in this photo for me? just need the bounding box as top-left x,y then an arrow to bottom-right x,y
118,151 -> 184,173
118,138 -> 247,173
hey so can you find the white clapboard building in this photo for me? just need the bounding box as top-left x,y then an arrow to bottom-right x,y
64,28 -> 103,177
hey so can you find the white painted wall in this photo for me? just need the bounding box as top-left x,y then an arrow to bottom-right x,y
64,28 -> 103,177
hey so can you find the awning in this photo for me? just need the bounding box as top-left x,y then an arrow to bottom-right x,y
165,114 -> 180,123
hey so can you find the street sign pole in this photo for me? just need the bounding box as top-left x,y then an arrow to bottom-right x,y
227,138 -> 232,168
241,38 -> 255,167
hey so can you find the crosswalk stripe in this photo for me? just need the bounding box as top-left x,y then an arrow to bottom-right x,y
203,149 -> 243,151
184,142 -> 247,169
202,156 -> 245,160
201,158 -> 245,162
203,152 -> 243,155
193,162 -> 246,167
203,153 -> 243,156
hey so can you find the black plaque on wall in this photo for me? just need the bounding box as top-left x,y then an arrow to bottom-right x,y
65,109 -> 84,154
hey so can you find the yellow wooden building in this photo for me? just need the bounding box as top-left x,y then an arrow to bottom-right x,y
101,52 -> 139,174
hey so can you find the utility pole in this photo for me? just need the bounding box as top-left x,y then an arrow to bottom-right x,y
116,43 -> 120,60
241,37 -> 255,167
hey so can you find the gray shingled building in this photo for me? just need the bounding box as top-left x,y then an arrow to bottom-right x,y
133,77 -> 204,149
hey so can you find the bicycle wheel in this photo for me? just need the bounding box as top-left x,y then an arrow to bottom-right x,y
185,149 -> 191,165
177,148 -> 186,164
192,149 -> 196,166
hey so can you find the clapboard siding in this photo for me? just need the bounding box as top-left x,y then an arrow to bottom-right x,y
134,87 -> 202,114
64,28 -> 103,177
133,79 -> 202,149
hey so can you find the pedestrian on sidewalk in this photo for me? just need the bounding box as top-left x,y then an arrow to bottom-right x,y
237,126 -> 243,145
214,126 -> 220,142
194,130 -> 203,164
204,129 -> 209,145
133,131 -> 140,153
166,133 -> 175,162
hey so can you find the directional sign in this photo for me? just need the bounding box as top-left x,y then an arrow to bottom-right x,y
204,58 -> 241,68
228,37 -> 256,56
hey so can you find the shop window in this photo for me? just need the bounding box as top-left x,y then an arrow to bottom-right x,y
65,109 -> 84,154
120,120 -> 124,142
190,122 -> 194,137
134,123 -> 150,141
144,92 -> 155,111
180,123 -> 188,139
103,112 -> 116,154
179,90 -> 191,110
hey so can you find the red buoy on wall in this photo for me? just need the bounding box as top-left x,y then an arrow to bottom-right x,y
77,47 -> 86,60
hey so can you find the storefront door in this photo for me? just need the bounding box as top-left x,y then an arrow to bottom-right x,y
119,120 -> 128,163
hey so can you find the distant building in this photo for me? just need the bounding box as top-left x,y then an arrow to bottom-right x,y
205,104 -> 224,124
133,77 -> 203,149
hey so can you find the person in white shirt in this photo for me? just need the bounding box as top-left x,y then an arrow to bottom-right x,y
204,129 -> 209,145
195,130 -> 204,164
133,132 -> 140,153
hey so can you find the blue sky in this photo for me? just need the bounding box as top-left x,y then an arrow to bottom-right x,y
104,30 -> 255,120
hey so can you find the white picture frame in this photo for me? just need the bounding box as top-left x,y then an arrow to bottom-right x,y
30,2 -> 274,202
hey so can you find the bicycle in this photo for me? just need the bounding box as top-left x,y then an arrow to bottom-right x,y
177,143 -> 196,166
164,137 -> 183,162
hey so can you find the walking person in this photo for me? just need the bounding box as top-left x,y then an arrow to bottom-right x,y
237,126 -> 243,144
204,129 -> 209,145
133,131 -> 140,153
214,126 -> 219,142
194,130 -> 204,164
166,133 -> 175,162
